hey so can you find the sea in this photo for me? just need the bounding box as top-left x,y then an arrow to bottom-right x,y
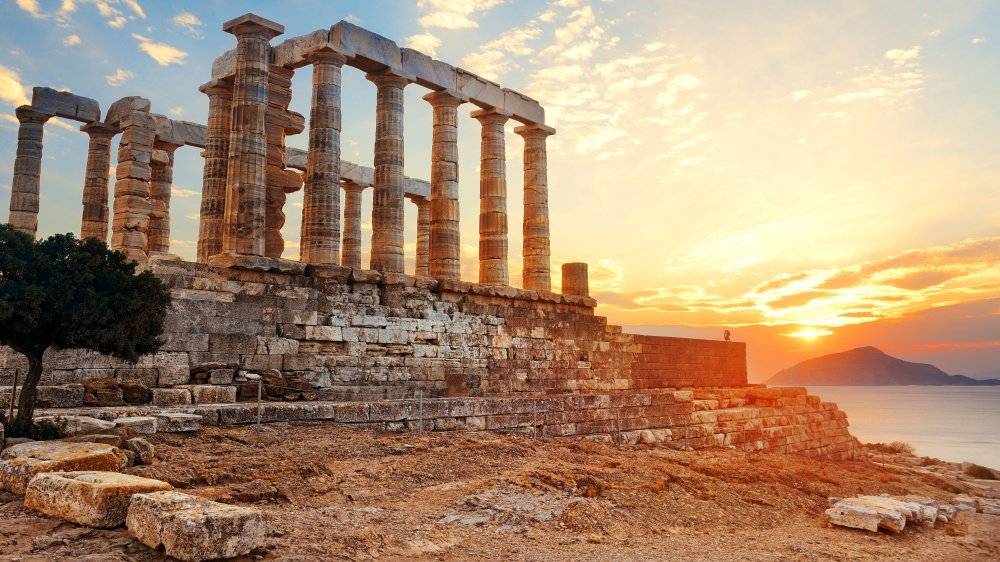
794,386 -> 1000,469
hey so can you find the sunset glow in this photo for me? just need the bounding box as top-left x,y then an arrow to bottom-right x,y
0,0 -> 997,381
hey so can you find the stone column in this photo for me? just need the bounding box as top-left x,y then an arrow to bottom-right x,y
423,90 -> 464,280
472,108 -> 510,285
515,123 -> 556,292
79,122 -> 119,242
340,181 -> 365,269
301,47 -> 349,264
365,70 -> 410,273
562,262 -> 589,297
221,14 -> 284,257
147,141 -> 181,255
407,195 -> 430,277
7,106 -> 52,236
110,110 -> 156,261
196,79 -> 233,263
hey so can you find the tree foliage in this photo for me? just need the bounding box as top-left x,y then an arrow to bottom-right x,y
0,224 -> 171,434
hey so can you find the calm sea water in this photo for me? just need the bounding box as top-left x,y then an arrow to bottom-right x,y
790,386 -> 1000,469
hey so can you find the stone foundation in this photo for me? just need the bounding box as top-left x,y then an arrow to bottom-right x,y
0,257 -> 747,402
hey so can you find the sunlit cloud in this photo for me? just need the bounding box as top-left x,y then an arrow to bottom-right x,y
171,188 -> 199,198
405,33 -> 441,57
16,0 -> 43,18
105,67 -> 132,87
822,45 -> 924,111
416,0 -> 505,30
971,37 -> 986,45
0,64 -> 31,107
172,11 -> 203,37
131,34 -> 187,66
63,34 -> 81,46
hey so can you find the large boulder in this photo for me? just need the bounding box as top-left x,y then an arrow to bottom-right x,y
126,490 -> 265,561
0,441 -> 128,494
24,471 -> 171,528
826,495 -> 936,533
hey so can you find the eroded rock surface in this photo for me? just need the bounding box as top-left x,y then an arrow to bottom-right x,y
24,470 -> 172,528
0,441 -> 128,494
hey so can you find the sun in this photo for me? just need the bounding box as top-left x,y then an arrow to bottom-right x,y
784,327 -> 834,339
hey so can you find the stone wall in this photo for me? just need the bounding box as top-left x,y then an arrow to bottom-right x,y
0,258 -> 746,405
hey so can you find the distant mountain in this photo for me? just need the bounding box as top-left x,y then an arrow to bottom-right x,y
765,346 -> 1000,386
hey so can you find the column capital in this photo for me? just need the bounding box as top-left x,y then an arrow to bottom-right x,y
514,122 -> 556,138
341,180 -> 369,193
15,105 -> 54,124
471,107 -> 511,125
404,193 -> 429,204
199,78 -> 234,98
80,121 -> 119,137
365,68 -> 414,89
422,89 -> 468,107
153,139 -> 184,153
306,45 -> 350,66
222,13 -> 284,40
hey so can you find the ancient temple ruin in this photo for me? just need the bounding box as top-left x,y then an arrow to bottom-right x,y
2,14 -> 859,460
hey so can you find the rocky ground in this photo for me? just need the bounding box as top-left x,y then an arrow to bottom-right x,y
1,422 -> 998,561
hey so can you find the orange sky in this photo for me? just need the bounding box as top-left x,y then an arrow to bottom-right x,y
1,1 -> 997,381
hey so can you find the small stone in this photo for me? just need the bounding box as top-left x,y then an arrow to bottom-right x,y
126,490 -> 265,562
25,471 -> 171,528
0,441 -> 128,494
125,438 -> 156,465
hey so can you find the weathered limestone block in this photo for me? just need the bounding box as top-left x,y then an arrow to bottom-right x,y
330,20 -> 402,70
104,96 -> 151,128
25,471 -> 171,528
0,441 -> 128,494
151,387 -> 192,406
126,490 -> 266,562
152,413 -> 202,433
402,48 -> 458,91
826,496 -> 931,533
114,416 -> 157,435
561,262 -> 589,297
176,384 -> 237,404
31,86 -> 101,122
125,437 -> 156,465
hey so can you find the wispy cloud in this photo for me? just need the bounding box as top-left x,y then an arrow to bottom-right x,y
63,34 -> 81,46
15,0 -> 43,18
971,37 -> 986,45
172,11 -> 202,37
0,64 -> 31,107
171,188 -> 199,198
405,33 -> 442,57
822,45 -> 924,111
416,0 -> 505,29
131,33 -> 187,65
105,67 -> 133,86
167,106 -> 184,117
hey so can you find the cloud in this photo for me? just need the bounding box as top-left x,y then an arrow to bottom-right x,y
171,188 -> 199,198
63,34 -> 81,46
15,0 -> 43,18
172,11 -> 202,36
416,0 -> 505,29
924,29 -> 941,38
105,68 -> 132,86
131,34 -> 187,65
0,64 -> 31,108
406,33 -> 442,57
972,37 -> 986,45
822,45 -> 924,110
167,106 -> 184,117
884,45 -> 921,67
462,23 -> 542,80
345,14 -> 361,24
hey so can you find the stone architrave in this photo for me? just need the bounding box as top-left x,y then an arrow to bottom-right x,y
340,181 -> 365,269
301,47 -> 349,264
7,106 -> 53,236
221,14 -> 284,257
515,124 -> 555,292
366,69 -> 410,273
423,90 -> 464,280
79,122 -> 119,242
562,262 -> 589,297
196,79 -> 233,263
413,196 -> 430,276
148,141 -> 182,255
472,108 -> 511,285
110,110 -> 157,262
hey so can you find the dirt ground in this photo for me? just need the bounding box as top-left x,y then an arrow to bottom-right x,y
1,422 -> 998,561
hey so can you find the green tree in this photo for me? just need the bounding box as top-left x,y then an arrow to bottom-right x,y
0,224 -> 171,435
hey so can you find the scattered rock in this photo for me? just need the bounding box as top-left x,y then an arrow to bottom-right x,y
35,415 -> 116,436
826,496 -> 933,533
24,471 -> 172,528
126,490 -> 265,562
125,438 -> 156,465
0,441 -> 128,494
114,416 -> 157,435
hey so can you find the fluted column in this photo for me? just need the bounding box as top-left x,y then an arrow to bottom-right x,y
366,70 -> 410,273
79,122 -> 118,242
147,141 -> 181,255
341,181 -> 365,269
472,108 -> 510,285
196,79 -> 233,262
562,262 -> 589,297
301,47 -> 349,264
7,106 -> 52,236
110,109 -> 156,262
515,123 -> 556,292
423,90 -> 464,280
408,195 -> 430,277
221,14 -> 283,257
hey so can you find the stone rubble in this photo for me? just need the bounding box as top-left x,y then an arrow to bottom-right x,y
827,493 -> 1000,533
24,470 -> 172,528
126,489 -> 266,562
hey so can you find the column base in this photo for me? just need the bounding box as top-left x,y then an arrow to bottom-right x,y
207,253 -> 307,275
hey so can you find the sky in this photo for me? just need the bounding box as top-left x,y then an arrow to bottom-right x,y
0,0 -> 997,381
